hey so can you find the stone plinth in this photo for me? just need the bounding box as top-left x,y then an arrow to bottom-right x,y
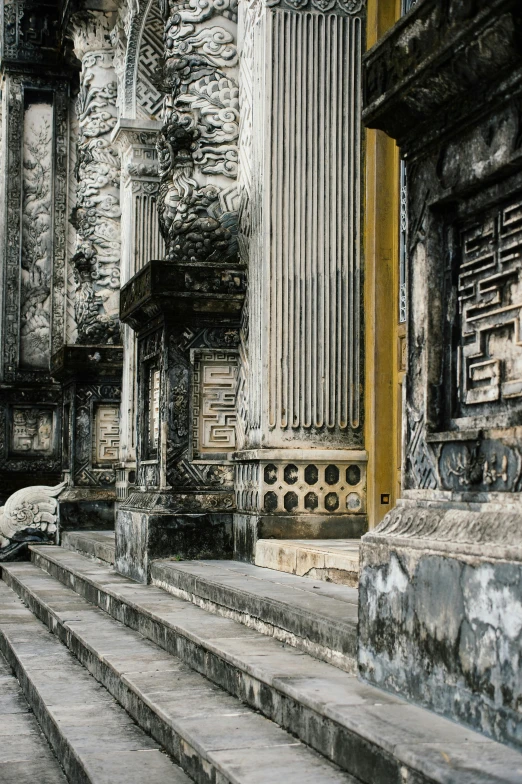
51,345 -> 123,530
118,259 -> 245,581
359,0 -> 522,750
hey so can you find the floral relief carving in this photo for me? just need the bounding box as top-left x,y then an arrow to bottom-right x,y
20,101 -> 53,368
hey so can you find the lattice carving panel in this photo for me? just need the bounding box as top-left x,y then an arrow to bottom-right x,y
235,460 -> 367,516
93,405 -> 120,465
192,352 -> 238,459
458,196 -> 522,415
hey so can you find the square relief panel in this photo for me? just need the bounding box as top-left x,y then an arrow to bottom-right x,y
10,406 -> 55,456
192,351 -> 238,461
452,194 -> 522,425
92,404 -> 120,466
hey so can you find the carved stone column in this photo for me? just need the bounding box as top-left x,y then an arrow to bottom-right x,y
70,11 -> 122,346
233,0 -> 368,558
0,0 -> 71,501
51,10 -> 123,529
112,119 -> 164,502
117,0 -> 243,581
359,0 -> 522,750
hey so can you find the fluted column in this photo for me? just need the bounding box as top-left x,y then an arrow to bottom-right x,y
233,0 -> 368,557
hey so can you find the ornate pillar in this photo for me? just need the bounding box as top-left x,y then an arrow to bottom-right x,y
112,119 -> 164,502
118,0 -> 244,581
233,0 -> 368,558
0,0 -> 70,501
359,0 -> 522,749
51,10 -> 123,530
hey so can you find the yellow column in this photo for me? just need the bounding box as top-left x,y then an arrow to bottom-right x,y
364,0 -> 402,528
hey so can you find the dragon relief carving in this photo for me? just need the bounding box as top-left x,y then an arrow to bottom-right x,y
70,12 -> 122,345
0,482 -> 66,561
156,0 -> 239,262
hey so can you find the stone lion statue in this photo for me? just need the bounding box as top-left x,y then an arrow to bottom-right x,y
0,482 -> 66,561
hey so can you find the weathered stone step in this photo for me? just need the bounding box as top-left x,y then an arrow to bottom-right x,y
61,530 -> 115,565
1,562 -> 356,784
0,648 -> 67,784
0,579 -> 191,784
27,545 -> 522,784
150,557 -> 358,671
254,539 -> 360,587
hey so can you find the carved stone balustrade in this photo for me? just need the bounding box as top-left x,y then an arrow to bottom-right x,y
359,0 -> 522,750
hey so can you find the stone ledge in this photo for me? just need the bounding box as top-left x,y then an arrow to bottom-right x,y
120,259 -> 246,331
363,500 -> 522,562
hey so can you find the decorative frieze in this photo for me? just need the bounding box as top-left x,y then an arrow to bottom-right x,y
2,0 -> 60,64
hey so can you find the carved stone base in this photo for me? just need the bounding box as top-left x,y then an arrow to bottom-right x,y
233,450 -> 368,561
115,492 -> 233,583
358,495 -> 522,751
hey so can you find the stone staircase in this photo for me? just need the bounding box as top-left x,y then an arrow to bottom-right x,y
1,536 -> 521,783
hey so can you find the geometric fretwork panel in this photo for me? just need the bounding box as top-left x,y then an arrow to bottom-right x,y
93,404 -> 120,465
192,351 -> 238,459
136,2 -> 164,121
459,196 -> 522,410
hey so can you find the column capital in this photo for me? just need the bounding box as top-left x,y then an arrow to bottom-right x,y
69,10 -> 117,61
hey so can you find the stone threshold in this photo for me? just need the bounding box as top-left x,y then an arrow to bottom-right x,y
255,538 -> 360,586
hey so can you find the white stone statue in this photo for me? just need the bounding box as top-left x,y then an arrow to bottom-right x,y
0,482 -> 66,561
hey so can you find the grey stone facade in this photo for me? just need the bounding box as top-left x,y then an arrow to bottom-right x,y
359,0 -> 522,750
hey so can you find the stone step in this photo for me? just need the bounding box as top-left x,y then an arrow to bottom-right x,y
0,579 -> 191,784
254,539 -> 360,587
150,557 -> 358,672
27,545 -> 522,784
61,530 -> 115,565
0,648 -> 68,784
1,561 -> 356,784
